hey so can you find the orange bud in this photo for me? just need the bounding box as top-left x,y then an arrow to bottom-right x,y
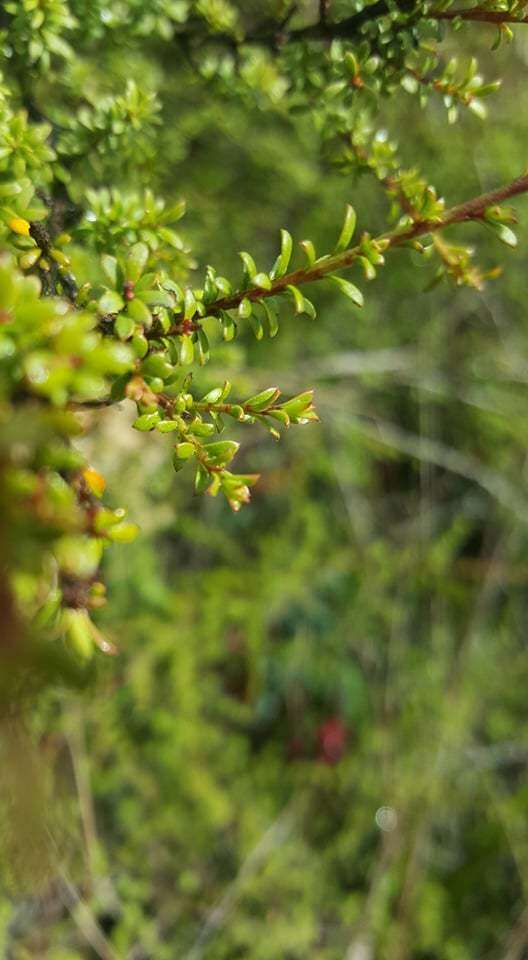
82,466 -> 106,498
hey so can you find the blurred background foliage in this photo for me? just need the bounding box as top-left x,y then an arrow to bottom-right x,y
3,2 -> 528,958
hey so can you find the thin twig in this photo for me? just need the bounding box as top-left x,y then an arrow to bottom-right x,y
183,804 -> 297,960
430,6 -> 528,23
161,170 -> 528,336
57,869 -> 123,960
319,0 -> 331,25
65,704 -> 99,892
346,412 -> 528,523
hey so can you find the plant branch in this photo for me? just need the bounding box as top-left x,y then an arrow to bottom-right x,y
319,0 -> 332,25
247,2 -> 391,44
175,1 -> 394,51
429,5 -> 528,23
162,171 -> 528,336
260,1 -> 528,40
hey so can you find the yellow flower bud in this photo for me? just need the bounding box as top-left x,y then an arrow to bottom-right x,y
7,217 -> 30,237
82,466 -> 106,499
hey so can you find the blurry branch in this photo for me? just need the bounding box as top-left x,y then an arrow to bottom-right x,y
178,2 -> 393,48
57,870 -> 122,960
486,773 -> 528,914
317,353 -> 528,420
465,741 -> 528,769
187,3 -> 528,52
183,804 -> 297,960
319,0 -> 332,24
318,348 -> 418,377
279,2 -> 300,29
274,1 -> 408,42
65,705 -> 99,893
347,413 -> 528,523
164,171 -> 528,336
503,906 -> 528,960
282,2 -> 528,36
430,6 -> 528,23
305,2 -> 528,38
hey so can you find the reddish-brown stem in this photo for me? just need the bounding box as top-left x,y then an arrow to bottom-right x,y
429,6 -> 528,23
161,171 -> 528,337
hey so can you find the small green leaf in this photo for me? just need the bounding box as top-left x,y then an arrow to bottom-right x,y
189,420 -> 215,437
141,352 -> 173,380
210,411 -> 225,433
477,81 -> 502,98
250,313 -> 264,340
300,239 -> 316,266
184,288 -> 197,320
0,181 -> 22,198
133,412 -> 160,431
136,289 -> 174,308
401,74 -> 419,94
239,251 -> 257,285
125,242 -> 149,281
221,311 -> 236,341
196,328 -> 210,365
270,229 -> 293,279
286,284 -> 315,316
260,299 -> 279,337
194,463 -> 212,493
106,522 -> 140,543
268,409 -> 290,426
468,99 -> 486,119
162,198 -> 186,222
328,275 -> 364,307
303,297 -> 316,320
252,272 -> 272,290
335,204 -> 357,252
227,405 -> 244,420
201,386 -> 223,403
127,297 -> 152,325
344,50 -> 360,77
281,390 -> 315,418
179,335 -> 194,365
215,276 -> 232,297
163,279 -> 184,304
101,254 -> 119,287
110,373 -> 132,401
203,268 -> 218,305
203,440 -> 239,465
358,256 -> 376,280
136,272 -> 158,292
245,387 -> 281,411
238,297 -> 252,319
19,249 -> 41,270
131,333 -> 149,358
156,420 -> 180,433
115,314 -> 135,340
488,221 -> 518,247
99,290 -> 124,314
174,441 -> 195,460
63,609 -> 94,662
